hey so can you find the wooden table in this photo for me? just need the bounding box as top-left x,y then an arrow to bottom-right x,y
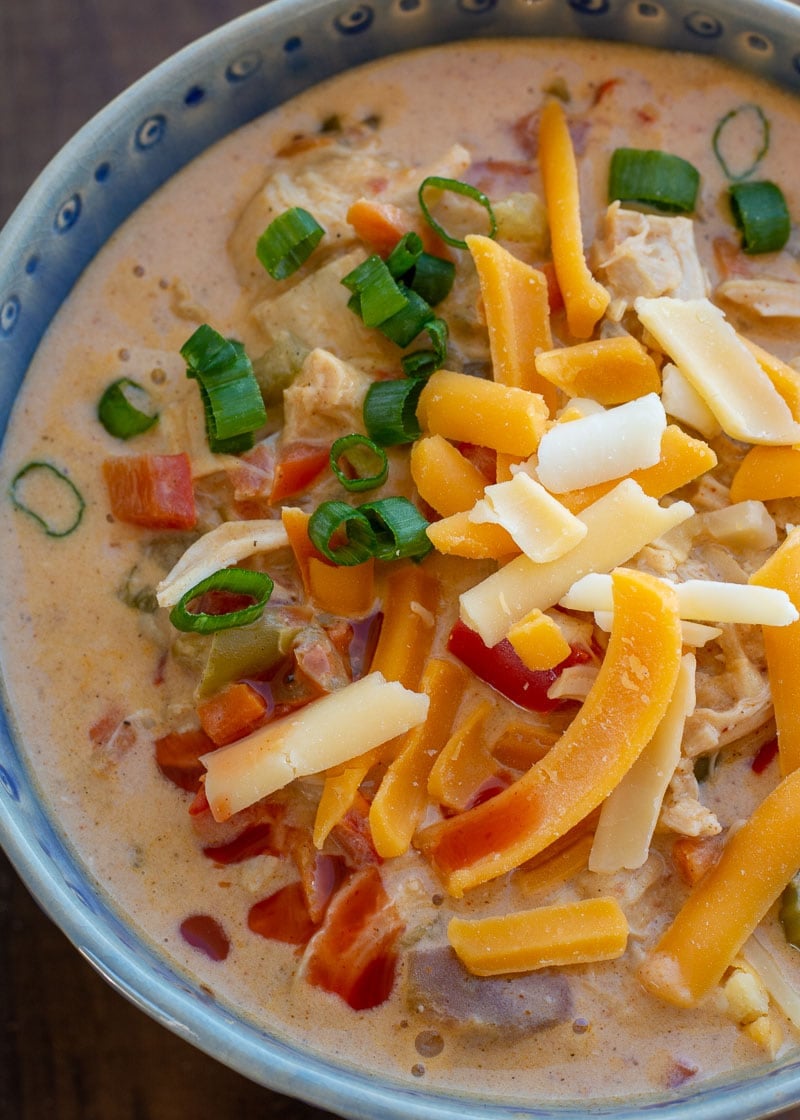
0,2 -> 334,1116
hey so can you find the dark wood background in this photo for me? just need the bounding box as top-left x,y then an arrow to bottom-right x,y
0,2 -> 335,1116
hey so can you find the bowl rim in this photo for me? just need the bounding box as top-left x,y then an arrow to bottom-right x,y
4,1 -> 800,1117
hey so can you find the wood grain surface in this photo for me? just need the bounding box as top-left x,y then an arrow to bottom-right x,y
0,2 -> 335,1117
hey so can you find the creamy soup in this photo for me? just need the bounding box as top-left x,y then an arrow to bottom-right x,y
4,37 -> 800,1107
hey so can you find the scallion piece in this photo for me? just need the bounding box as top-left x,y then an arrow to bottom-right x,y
376,285 -> 433,348
330,434 -> 389,493
713,103 -> 770,182
418,176 -> 497,250
402,317 -> 449,379
342,255 -> 408,327
98,378 -> 158,439
386,231 -> 424,278
608,148 -> 700,213
256,207 -> 325,280
729,180 -> 791,254
307,501 -> 377,566
359,496 -> 432,562
10,461 -> 85,538
407,252 -> 455,306
181,325 -> 267,454
169,568 -> 274,634
363,378 -> 424,446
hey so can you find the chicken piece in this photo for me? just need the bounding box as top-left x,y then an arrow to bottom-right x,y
229,142 -> 389,287
281,347 -> 372,446
683,624 -> 772,758
716,276 -> 800,319
594,201 -> 709,320
252,250 -> 396,365
659,756 -> 721,838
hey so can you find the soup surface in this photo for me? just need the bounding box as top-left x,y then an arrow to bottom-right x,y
4,37 -> 800,1106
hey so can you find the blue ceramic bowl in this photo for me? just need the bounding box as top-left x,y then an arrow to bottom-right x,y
4,1 -> 800,1117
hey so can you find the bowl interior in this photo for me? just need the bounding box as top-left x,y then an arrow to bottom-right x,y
4,1 -> 800,1117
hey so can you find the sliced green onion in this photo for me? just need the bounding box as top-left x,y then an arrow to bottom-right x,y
713,103 -> 770,182
402,317 -> 449,379
10,461 -> 85,538
98,378 -> 159,439
342,255 -> 408,327
407,252 -> 455,306
181,325 -> 267,454
376,285 -> 433,348
608,148 -> 700,213
307,501 -> 377,566
330,434 -> 389,493
386,231 -> 424,278
359,496 -> 432,562
169,568 -> 274,634
418,176 -> 497,250
729,180 -> 791,254
256,207 -> 325,280
363,379 -> 424,446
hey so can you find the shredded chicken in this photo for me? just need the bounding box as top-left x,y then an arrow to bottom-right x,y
229,142 -> 389,286
717,276 -> 800,319
659,756 -> 722,837
594,201 -> 709,320
683,624 -> 772,759
252,250 -> 396,364
281,347 -> 372,446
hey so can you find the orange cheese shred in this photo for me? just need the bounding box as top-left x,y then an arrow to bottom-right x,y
409,434 -> 487,517
313,564 -> 439,847
730,445 -> 800,504
538,99 -> 610,339
534,335 -> 661,405
557,425 -> 717,514
427,700 -> 498,812
307,556 -> 375,618
638,765 -> 800,1007
750,527 -> 800,775
369,658 -> 468,858
426,510 -> 520,560
415,567 -> 682,896
417,368 -> 548,458
466,233 -> 558,411
449,897 -> 629,975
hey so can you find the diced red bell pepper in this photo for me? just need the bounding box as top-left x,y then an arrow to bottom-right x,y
269,441 -> 330,503
447,619 -> 591,713
248,882 -> 320,946
304,866 -> 405,1011
103,452 -> 196,530
155,727 -> 215,793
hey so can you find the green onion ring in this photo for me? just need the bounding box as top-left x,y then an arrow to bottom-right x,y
729,180 -> 791,254
608,148 -> 700,214
418,176 -> 497,249
330,434 -> 389,493
363,378 -> 424,446
169,568 -> 274,633
181,325 -> 267,454
307,501 -> 377,566
713,103 -> 770,182
358,496 -> 432,562
342,254 -> 409,327
10,461 -> 85,538
402,317 -> 449,379
97,377 -> 159,439
386,231 -> 424,278
256,207 -> 325,280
